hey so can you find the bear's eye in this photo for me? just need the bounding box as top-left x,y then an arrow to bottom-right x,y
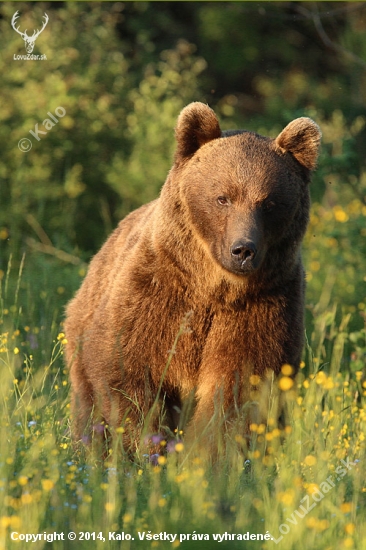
217,196 -> 230,206
264,200 -> 276,212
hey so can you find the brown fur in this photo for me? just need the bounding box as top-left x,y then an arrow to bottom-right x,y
65,102 -> 321,450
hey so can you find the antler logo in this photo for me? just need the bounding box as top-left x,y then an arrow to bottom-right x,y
11,11 -> 49,54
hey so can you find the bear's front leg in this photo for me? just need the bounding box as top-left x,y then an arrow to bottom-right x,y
187,298 -> 302,451
187,314 -> 254,451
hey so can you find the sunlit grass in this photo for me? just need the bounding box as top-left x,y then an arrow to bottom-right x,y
1,259 -> 366,550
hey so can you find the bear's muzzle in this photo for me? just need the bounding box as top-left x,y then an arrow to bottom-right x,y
230,239 -> 259,273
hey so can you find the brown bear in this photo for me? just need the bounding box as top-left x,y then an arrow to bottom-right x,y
65,102 -> 321,452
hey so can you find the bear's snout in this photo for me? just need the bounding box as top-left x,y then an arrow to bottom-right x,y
230,239 -> 258,272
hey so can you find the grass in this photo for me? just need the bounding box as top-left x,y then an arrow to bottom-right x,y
1,255 -> 366,550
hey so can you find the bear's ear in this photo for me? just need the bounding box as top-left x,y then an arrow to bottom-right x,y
275,117 -> 321,171
174,102 -> 221,163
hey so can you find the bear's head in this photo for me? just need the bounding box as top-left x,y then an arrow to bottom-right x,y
169,102 -> 321,281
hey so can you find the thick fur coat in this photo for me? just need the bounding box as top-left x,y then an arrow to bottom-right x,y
65,102 -> 321,449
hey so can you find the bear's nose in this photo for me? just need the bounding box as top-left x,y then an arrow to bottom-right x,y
230,240 -> 257,263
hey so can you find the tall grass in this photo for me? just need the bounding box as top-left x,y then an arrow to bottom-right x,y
1,258 -> 365,550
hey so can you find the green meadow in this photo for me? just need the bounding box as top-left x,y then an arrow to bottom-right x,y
1,223 -> 366,550
1,2 -> 366,549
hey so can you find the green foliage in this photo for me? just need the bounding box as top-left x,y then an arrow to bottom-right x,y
302,110 -> 366,320
1,1 -> 366,319
2,2 -> 366,547
1,3 -> 131,253
0,2 -> 366,550
1,2 -> 366,320
0,3 -> 206,257
106,40 -> 207,218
